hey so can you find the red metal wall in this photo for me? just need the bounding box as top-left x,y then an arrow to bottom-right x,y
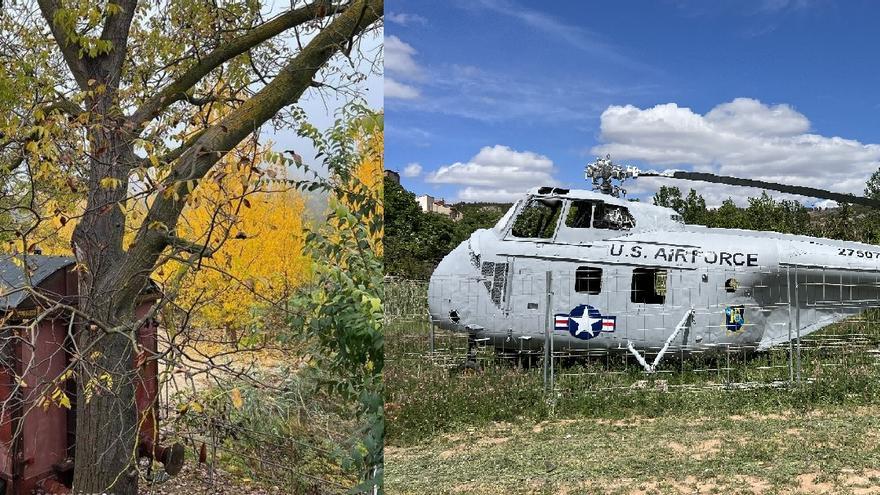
0,265 -> 164,494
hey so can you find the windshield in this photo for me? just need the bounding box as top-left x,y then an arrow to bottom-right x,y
511,198 -> 562,238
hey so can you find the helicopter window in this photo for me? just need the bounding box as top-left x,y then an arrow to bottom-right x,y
511,198 -> 562,239
575,267 -> 602,294
631,268 -> 667,304
565,201 -> 594,228
725,278 -> 738,293
593,203 -> 635,230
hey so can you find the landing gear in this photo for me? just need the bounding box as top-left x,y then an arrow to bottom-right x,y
452,334 -> 482,373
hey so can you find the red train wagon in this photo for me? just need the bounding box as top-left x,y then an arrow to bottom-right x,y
0,255 -> 183,494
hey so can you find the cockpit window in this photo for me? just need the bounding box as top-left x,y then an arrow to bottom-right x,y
511,198 -> 562,239
565,200 -> 593,228
593,203 -> 635,230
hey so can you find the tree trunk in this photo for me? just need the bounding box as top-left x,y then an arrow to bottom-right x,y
70,104 -> 145,494
72,322 -> 139,494
52,2 -> 385,491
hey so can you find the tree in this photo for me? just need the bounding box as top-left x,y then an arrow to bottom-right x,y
653,186 -> 708,224
284,105 -> 384,490
706,198 -> 747,229
681,189 -> 708,224
1,1 -> 383,492
652,185 -> 684,212
866,167 -> 880,200
383,177 -> 426,277
171,183 -> 312,332
776,199 -> 810,235
451,203 -> 510,245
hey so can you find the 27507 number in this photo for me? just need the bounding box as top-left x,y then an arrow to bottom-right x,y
838,248 -> 880,259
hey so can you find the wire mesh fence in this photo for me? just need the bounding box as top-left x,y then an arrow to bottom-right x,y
386,263 -> 880,400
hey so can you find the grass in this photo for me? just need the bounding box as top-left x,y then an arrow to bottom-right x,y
386,405 -> 880,494
385,280 -> 880,493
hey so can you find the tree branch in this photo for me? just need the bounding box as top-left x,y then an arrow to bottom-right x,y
37,0 -> 91,89
164,232 -> 215,258
122,0 -> 382,299
136,129 -> 208,171
128,0 -> 349,131
96,0 -> 139,86
42,96 -> 85,117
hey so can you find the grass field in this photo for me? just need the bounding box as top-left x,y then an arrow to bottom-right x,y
387,405 -> 880,494
385,280 -> 880,494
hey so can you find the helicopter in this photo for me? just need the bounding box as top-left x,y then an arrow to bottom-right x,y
427,155 -> 880,372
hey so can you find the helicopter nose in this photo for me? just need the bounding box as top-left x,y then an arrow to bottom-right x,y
428,239 -> 476,331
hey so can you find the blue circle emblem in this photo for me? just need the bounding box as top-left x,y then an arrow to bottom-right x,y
568,304 -> 605,340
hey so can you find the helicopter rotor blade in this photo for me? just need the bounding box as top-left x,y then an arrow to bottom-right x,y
639,170 -> 880,209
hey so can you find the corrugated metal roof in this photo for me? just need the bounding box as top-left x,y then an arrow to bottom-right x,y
0,255 -> 75,310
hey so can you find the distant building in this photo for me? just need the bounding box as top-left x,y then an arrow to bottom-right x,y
384,169 -> 400,184
416,195 -> 460,220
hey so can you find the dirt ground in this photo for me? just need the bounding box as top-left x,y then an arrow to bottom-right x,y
139,463 -> 289,495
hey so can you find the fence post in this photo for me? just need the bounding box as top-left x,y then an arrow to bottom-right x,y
429,314 -> 435,355
795,266 -> 802,383
785,266 -> 794,383
543,271 -> 553,395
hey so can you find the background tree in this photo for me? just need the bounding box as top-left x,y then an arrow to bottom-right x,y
0,1 -> 382,492
284,105 -> 384,491
652,185 -> 685,212
451,203 -> 509,245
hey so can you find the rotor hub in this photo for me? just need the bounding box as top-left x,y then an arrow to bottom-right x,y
585,155 -> 640,198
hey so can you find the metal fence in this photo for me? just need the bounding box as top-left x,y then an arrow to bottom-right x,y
386,264 -> 880,397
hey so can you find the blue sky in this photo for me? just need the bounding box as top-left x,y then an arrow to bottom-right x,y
385,0 -> 880,206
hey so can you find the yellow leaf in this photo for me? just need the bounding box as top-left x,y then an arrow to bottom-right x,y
99,177 -> 121,190
230,388 -> 244,409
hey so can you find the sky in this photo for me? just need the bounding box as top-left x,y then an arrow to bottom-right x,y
267,1 -> 383,176
385,0 -> 880,207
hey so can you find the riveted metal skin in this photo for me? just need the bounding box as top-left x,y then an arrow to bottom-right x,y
430,187 -> 880,360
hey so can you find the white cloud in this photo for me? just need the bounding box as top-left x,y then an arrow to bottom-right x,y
813,199 -> 839,209
704,98 -> 809,136
402,162 -> 423,177
591,98 -> 880,200
385,77 -> 420,100
457,187 -> 526,203
385,35 -> 423,79
426,145 -> 557,202
387,12 -> 427,26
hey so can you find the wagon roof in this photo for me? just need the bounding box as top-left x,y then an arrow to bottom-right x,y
0,255 -> 75,310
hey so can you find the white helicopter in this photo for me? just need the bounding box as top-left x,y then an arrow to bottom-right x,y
427,156 -> 880,372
